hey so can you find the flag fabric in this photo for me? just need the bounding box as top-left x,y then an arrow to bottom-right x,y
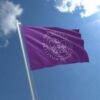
20,26 -> 89,70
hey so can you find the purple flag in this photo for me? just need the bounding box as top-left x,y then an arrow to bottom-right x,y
20,27 -> 89,70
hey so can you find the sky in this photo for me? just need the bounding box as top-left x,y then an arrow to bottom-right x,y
0,0 -> 100,100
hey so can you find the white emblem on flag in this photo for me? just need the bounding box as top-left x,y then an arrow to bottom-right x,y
43,30 -> 73,62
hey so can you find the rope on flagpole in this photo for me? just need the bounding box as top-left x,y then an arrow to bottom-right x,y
16,20 -> 36,100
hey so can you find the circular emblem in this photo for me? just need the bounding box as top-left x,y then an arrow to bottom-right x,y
42,30 -> 73,62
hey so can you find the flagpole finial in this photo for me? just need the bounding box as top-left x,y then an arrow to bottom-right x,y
16,20 -> 21,25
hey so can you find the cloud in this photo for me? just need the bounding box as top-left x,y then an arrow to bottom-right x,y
86,18 -> 100,26
54,0 -> 100,17
0,35 -> 9,48
0,1 -> 23,48
0,1 -> 23,35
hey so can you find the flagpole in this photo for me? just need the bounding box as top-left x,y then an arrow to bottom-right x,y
16,20 -> 36,100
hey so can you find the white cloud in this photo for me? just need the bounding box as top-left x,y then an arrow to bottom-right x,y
86,18 -> 100,25
54,0 -> 100,17
0,1 -> 23,35
0,35 -> 8,48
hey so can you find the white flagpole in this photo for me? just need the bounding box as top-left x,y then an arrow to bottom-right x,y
16,20 -> 36,100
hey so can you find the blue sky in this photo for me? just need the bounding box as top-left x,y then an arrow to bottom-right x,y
0,0 -> 100,100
